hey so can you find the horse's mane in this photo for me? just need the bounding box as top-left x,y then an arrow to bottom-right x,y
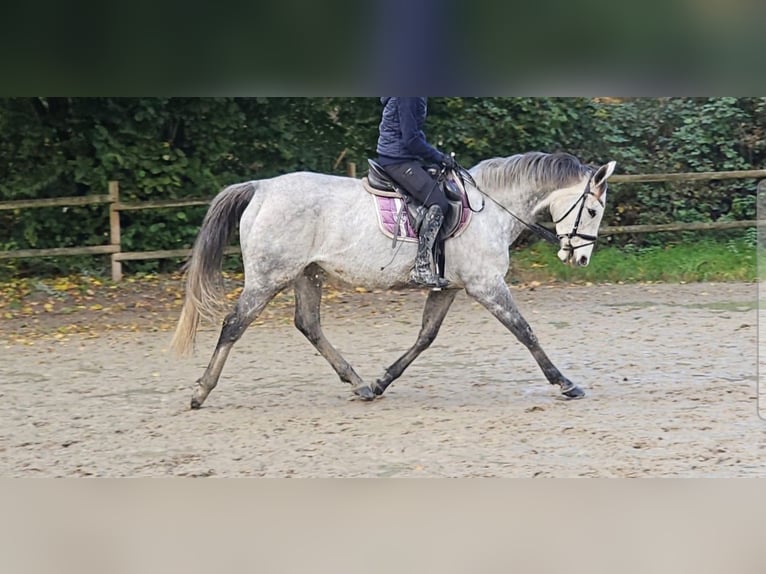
471,152 -> 592,195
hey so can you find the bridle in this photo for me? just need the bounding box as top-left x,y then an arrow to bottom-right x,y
552,173 -> 606,254
455,164 -> 606,255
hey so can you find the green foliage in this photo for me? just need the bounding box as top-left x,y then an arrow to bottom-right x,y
426,97 -> 592,167
0,97 -> 763,277
586,97 -> 763,243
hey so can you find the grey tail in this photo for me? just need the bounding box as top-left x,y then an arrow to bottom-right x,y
170,182 -> 256,355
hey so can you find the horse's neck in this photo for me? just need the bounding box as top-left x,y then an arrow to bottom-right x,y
490,182 -> 553,220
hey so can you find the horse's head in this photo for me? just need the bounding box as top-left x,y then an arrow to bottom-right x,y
549,160 -> 616,267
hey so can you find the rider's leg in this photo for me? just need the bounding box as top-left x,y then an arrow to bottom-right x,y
382,162 -> 450,288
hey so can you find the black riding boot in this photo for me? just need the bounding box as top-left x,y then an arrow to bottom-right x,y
411,205 -> 449,288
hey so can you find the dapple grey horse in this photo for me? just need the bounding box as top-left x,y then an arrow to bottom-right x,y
171,151 -> 616,408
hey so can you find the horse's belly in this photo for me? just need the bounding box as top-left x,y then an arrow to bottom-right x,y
316,251 -> 414,290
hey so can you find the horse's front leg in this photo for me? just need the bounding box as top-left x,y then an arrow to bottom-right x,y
372,288 -> 458,396
466,276 -> 584,399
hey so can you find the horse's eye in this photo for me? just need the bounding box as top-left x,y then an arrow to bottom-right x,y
587,208 -> 597,218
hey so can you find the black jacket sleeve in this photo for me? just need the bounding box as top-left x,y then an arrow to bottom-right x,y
397,98 -> 446,164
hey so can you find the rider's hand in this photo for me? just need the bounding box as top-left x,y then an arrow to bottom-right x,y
441,154 -> 458,171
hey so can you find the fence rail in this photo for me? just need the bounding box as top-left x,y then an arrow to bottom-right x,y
0,194 -> 111,211
1,167 -> 764,281
115,198 -> 212,211
0,245 -> 119,260
608,169 -> 766,184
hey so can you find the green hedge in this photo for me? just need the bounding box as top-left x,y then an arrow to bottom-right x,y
1,97 -> 763,276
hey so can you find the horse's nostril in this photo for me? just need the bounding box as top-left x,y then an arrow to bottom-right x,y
578,255 -> 588,266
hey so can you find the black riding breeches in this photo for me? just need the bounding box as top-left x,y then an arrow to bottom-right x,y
382,161 -> 450,214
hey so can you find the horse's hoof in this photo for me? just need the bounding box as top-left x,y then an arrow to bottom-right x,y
372,380 -> 386,396
561,385 -> 585,399
353,385 -> 376,401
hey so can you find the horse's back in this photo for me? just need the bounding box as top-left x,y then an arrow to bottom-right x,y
235,171 -> 415,287
265,171 -> 360,194
239,171 -> 372,241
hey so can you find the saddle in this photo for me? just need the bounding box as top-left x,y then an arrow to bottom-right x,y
363,159 -> 468,241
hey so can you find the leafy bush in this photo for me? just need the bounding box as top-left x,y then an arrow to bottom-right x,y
0,97 -> 763,276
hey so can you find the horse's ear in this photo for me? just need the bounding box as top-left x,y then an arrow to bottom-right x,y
593,160 -> 616,199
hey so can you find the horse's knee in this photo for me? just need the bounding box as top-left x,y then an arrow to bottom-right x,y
517,318 -> 537,342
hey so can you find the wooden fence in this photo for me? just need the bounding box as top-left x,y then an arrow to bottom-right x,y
1,166 -> 765,282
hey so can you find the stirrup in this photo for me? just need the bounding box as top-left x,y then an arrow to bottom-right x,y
427,278 -> 450,290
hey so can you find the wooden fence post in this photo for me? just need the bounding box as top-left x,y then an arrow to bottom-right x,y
108,180 -> 122,282
347,162 -> 356,178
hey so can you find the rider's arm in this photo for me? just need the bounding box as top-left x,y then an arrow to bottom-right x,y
397,97 -> 447,165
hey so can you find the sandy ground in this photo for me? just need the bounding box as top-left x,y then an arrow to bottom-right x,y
0,281 -> 762,477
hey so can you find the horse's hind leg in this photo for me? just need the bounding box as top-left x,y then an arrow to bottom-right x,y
466,276 -> 584,399
293,265 -> 373,400
372,288 -> 457,396
191,285 -> 279,409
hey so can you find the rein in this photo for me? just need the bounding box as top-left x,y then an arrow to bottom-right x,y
459,167 -> 558,245
446,166 -> 485,214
